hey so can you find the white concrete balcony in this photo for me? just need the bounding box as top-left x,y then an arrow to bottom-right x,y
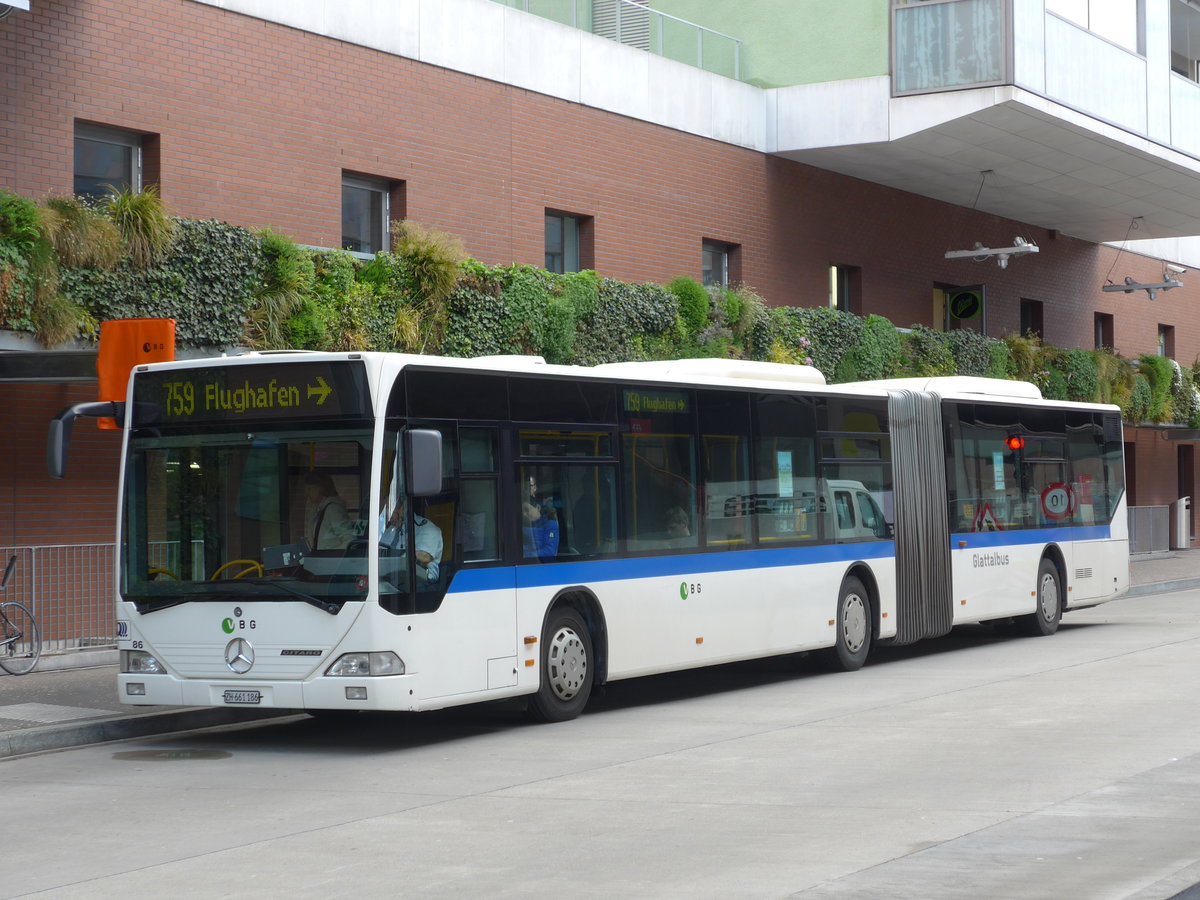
774,0 -> 1200,244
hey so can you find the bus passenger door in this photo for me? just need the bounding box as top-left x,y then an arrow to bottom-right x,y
393,423 -> 518,701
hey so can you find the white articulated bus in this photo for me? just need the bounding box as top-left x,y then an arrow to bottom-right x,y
49,352 -> 1128,722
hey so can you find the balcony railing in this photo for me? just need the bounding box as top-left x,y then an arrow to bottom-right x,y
493,0 -> 743,81
893,0 -> 1008,95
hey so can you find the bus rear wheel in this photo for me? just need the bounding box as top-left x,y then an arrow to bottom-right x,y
825,575 -> 871,672
527,607 -> 593,723
1019,558 -> 1062,637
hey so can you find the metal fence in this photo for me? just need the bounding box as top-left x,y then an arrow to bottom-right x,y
0,544 -> 116,653
1129,506 -> 1169,554
493,0 -> 743,80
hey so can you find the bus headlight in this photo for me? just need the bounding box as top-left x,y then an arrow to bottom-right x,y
325,652 -> 405,677
121,649 -> 165,674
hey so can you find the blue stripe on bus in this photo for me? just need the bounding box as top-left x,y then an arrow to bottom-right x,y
950,525 -> 1111,548
443,525 -> 1115,593
446,541 -> 896,593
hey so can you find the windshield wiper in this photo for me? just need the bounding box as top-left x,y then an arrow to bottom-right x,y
240,578 -> 344,615
129,579 -> 343,615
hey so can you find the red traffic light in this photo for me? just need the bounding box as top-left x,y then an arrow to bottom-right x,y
1005,435 -> 1025,450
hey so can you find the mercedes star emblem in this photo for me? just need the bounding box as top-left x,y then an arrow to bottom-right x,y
224,637 -> 255,674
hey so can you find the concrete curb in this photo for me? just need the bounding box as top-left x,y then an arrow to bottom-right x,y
32,648 -> 118,673
0,707 -> 303,759
1127,578 -> 1200,596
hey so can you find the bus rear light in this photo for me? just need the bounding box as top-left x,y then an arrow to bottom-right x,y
121,650 -> 165,674
325,651 -> 405,677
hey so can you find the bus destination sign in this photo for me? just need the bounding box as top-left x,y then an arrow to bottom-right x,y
132,361 -> 372,425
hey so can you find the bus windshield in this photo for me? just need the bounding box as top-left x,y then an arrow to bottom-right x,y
122,425 -> 375,610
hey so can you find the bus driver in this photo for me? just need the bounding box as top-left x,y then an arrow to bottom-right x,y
380,496 -> 443,583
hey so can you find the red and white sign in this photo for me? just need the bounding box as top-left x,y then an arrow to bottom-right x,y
972,502 -> 1002,532
1040,483 -> 1076,520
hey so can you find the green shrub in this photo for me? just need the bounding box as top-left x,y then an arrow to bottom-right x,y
559,269 -> 601,320
837,314 -> 902,381
668,276 -> 708,336
0,192 -> 43,331
388,220 -> 466,352
574,279 -> 678,365
769,306 -> 863,380
900,325 -> 954,377
1060,347 -> 1099,403
243,229 -> 314,349
1137,354 -> 1175,423
39,196 -> 122,269
946,329 -> 995,377
985,340 -> 1013,379
441,264 -> 507,358
60,218 -> 261,349
105,187 -> 177,269
1129,374 -> 1152,423
1169,359 -> 1200,428
1004,333 -> 1042,381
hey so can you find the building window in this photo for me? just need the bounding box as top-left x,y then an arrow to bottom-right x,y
702,240 -> 739,287
1020,298 -> 1044,340
342,175 -> 392,255
829,265 -> 861,314
74,123 -> 143,200
1094,312 -> 1114,349
1158,324 -> 1175,358
1046,0 -> 1142,54
544,212 -> 583,274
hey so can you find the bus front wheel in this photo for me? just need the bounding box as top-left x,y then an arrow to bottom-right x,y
528,607 -> 593,723
1019,558 -> 1062,637
826,576 -> 871,672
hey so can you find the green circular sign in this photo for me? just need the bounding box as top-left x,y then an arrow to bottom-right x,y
222,617 -> 235,634
679,582 -> 688,600
949,290 -> 982,320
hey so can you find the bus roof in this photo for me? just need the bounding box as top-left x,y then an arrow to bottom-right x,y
840,376 -> 1043,401
138,353 -> 1115,410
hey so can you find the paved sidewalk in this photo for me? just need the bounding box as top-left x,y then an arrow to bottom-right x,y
1,550 -> 1197,759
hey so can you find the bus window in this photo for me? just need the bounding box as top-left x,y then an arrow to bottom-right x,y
520,465 -> 563,561
701,391 -> 749,550
461,427 -> 500,562
565,464 -> 617,556
620,387 -> 696,552
753,393 -> 819,543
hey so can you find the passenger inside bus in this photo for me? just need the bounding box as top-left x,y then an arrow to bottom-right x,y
303,472 -> 354,550
522,473 -> 560,560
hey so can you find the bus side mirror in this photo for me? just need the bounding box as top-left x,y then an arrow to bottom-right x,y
47,401 -> 124,479
406,429 -> 443,497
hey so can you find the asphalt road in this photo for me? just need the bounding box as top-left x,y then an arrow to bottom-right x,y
2,588 -> 1200,899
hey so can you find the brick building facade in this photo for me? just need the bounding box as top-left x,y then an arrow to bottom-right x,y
2,0 -> 1197,594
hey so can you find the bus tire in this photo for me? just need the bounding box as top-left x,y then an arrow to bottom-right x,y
527,607 -> 593,723
1019,558 -> 1062,637
826,575 -> 871,671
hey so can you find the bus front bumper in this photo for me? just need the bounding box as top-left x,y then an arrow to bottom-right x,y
117,672 -> 424,712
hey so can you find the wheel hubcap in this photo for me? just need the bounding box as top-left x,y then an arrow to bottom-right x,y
546,626 -> 587,701
843,594 -> 867,654
1039,573 -> 1058,621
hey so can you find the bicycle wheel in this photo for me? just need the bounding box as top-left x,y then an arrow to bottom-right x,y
0,601 -> 41,675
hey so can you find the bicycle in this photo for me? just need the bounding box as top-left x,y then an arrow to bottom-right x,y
0,555 -> 41,675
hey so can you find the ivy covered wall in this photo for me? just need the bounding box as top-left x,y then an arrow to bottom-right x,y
2,188 -> 1197,427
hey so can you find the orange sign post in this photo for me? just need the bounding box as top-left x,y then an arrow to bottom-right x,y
96,319 -> 176,429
